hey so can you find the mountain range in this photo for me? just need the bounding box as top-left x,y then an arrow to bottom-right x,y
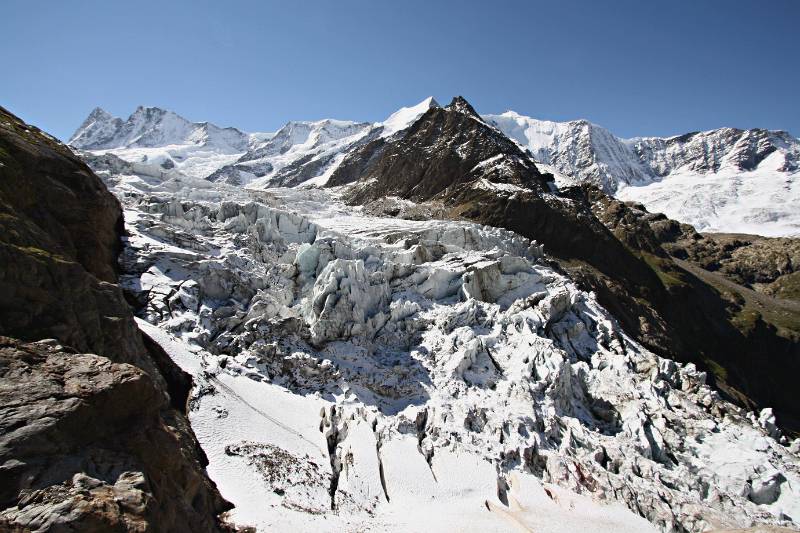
1,96 -> 798,532
70,97 -> 800,236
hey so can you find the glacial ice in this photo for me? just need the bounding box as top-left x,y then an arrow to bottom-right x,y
95,156 -> 800,533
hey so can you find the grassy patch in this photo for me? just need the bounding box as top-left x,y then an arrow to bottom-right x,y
702,357 -> 729,382
731,307 -> 761,335
449,199 -> 481,219
0,240 -> 72,265
693,265 -> 800,338
640,251 -> 688,289
764,272 -> 800,302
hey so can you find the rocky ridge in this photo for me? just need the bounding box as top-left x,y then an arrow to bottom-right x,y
484,111 -> 800,237
207,119 -> 375,187
70,106 -> 253,153
70,98 -> 441,191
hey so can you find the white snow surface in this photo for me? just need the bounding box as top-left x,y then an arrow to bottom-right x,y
483,111 -> 654,190
379,96 -> 439,138
485,111 -> 800,237
235,119 -> 373,188
68,106 -> 271,180
69,106 -> 259,152
617,156 -> 800,236
85,156 -> 800,533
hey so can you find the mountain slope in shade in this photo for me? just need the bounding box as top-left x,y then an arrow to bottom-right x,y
485,111 -> 800,236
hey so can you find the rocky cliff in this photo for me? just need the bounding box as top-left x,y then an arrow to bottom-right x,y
0,106 -> 233,532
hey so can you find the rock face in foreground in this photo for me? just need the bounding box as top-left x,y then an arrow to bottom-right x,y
0,337 -> 220,532
0,106 -> 231,531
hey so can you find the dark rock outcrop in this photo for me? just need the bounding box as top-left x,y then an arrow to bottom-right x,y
0,106 -> 232,531
586,195 -> 800,301
329,96 -> 550,200
665,232 -> 800,303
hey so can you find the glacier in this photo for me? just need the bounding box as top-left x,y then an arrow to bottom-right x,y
84,175 -> 797,532
68,99 -> 800,532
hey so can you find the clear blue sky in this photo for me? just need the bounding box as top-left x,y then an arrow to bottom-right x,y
2,0 -> 798,141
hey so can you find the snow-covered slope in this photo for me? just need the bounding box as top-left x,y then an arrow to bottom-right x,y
207,96 -> 440,187
80,148 -> 800,533
484,111 -> 653,190
618,129 -> 800,236
380,96 -> 440,137
485,111 -> 800,236
70,105 -> 255,152
616,150 -> 800,236
69,98 -> 441,189
69,106 -> 270,180
207,118 -> 375,187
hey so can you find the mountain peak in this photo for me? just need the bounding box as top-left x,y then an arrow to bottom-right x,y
379,96 -> 441,137
87,107 -> 113,121
69,107 -> 122,147
422,96 -> 440,108
446,96 -> 481,118
499,110 -> 525,119
131,105 -> 171,119
329,94 -> 547,200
